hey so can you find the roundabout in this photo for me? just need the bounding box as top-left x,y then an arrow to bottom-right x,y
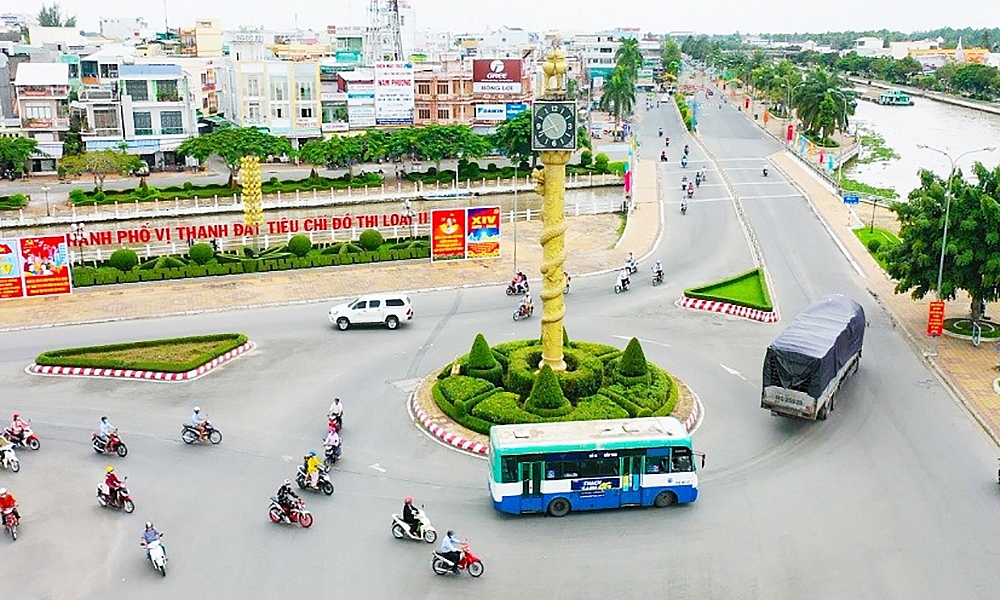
2,74 -> 1000,600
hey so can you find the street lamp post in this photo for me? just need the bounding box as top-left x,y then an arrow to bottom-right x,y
917,143 -> 997,357
41,185 -> 51,217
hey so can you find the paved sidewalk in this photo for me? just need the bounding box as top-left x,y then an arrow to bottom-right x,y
0,161 -> 656,331
772,152 -> 1000,445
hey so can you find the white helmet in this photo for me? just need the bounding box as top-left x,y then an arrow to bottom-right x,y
0,488 -> 6,496
193,406 -> 200,413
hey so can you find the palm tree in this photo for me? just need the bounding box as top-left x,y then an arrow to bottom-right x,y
615,38 -> 643,82
598,66 -> 636,132
792,68 -> 856,138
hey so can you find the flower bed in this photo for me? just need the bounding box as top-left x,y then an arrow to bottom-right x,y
35,333 -> 248,373
433,334 -> 681,435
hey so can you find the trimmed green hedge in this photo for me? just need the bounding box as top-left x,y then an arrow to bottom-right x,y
684,268 -> 774,312
0,193 -> 29,211
35,333 -> 247,373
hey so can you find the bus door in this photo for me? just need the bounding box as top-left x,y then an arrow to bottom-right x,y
621,455 -> 644,506
519,461 -> 544,513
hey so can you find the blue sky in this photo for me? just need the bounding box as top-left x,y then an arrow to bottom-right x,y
20,0 -> 994,36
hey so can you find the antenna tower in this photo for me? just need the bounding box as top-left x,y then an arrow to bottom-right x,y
364,0 -> 404,65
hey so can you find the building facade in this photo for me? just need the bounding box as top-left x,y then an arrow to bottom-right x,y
13,62 -> 70,171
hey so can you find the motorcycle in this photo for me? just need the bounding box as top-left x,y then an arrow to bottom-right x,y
614,278 -> 630,294
324,441 -> 342,465
0,446 -> 19,473
3,509 -> 18,541
694,173 -> 702,187
681,201 -> 688,216
92,432 -> 128,457
686,187 -> 694,199
659,151 -> 667,162
97,479 -> 135,513
181,422 -> 222,445
505,279 -> 529,296
564,274 -> 571,295
626,260 -> 638,275
680,178 -> 688,191
268,496 -> 314,528
432,541 -> 484,577
652,270 -> 664,286
680,157 -> 688,169
142,537 -> 167,576
657,128 -> 663,137
762,167 -> 769,177
4,425 -> 40,451
512,303 -> 534,322
295,464 -> 335,496
391,508 -> 438,543
328,412 -> 343,432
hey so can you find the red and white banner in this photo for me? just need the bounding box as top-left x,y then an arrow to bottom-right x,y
430,206 -> 501,262
473,59 -> 522,94
0,235 -> 72,300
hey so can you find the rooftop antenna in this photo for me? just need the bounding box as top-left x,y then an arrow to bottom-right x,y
162,0 -> 169,32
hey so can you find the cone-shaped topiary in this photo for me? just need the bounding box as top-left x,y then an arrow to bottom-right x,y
524,364 -> 571,413
618,337 -> 649,377
563,327 -> 570,346
468,333 -> 498,369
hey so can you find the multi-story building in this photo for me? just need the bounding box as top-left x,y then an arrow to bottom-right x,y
570,29 -> 641,83
179,19 -> 223,58
99,17 -> 150,43
218,30 -> 322,147
13,62 -> 70,171
71,63 -> 199,168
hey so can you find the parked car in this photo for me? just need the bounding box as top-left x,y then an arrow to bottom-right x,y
328,294 -> 413,331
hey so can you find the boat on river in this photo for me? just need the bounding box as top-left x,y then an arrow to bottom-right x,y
861,89 -> 914,106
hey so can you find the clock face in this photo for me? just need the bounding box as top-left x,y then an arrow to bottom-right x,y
532,102 -> 577,151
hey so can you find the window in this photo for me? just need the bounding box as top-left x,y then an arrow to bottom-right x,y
436,83 -> 449,95
24,104 -> 53,120
385,298 -> 404,307
368,300 -> 381,308
125,80 -> 148,101
671,447 -> 693,472
501,457 -> 518,483
271,105 -> 284,119
452,82 -> 461,95
299,106 -> 314,118
67,64 -> 79,78
133,111 -> 152,135
545,458 -> 619,479
246,76 -> 260,97
418,109 -> 431,119
417,83 -> 431,95
297,82 -> 313,101
155,80 -> 179,102
92,109 -> 118,132
99,63 -> 119,78
352,301 -> 367,310
160,111 -> 183,134
437,108 -> 449,120
271,79 -> 287,101
203,97 -> 209,109
247,102 -> 261,122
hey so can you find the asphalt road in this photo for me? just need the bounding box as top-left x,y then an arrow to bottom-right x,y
2,96 -> 1000,599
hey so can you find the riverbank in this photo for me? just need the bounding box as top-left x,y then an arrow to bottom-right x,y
848,76 -> 1000,116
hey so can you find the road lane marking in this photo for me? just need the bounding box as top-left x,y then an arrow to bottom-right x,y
369,463 -> 387,473
720,364 -> 747,380
613,335 -> 670,347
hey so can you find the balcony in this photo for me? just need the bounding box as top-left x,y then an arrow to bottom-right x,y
78,88 -> 117,101
202,82 -> 216,91
21,117 -> 70,130
17,85 -> 69,98
82,127 -> 123,138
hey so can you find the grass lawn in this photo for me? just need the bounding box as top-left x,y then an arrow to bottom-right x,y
36,333 -> 247,372
685,268 -> 773,312
853,227 -> 900,270
944,318 -> 1000,339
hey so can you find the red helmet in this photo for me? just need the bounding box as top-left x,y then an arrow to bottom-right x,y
404,496 -> 413,504
11,413 -> 19,419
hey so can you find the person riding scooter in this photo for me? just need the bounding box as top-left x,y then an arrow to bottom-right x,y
304,451 -> 323,489
438,530 -> 463,571
617,267 -> 631,291
686,182 -> 695,198
680,155 -> 688,169
518,292 -> 533,318
8,413 -> 28,445
762,165 -> 769,177
683,144 -> 690,157
660,150 -> 667,162
402,496 -> 420,535
658,127 -> 663,137
652,260 -> 664,284
681,198 -> 688,215
323,427 -> 342,463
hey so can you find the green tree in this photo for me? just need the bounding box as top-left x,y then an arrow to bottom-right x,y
63,114 -> 85,157
792,68 -> 856,137
412,124 -> 487,174
0,137 -> 40,175
661,38 -> 682,76
58,149 -> 142,190
37,2 -> 76,27
884,164 -> 1000,323
361,129 -> 390,163
615,38 -> 643,82
492,111 -> 533,170
598,66 -> 636,131
326,134 -> 365,178
297,138 -> 328,179
176,127 -> 293,188
951,64 -> 999,98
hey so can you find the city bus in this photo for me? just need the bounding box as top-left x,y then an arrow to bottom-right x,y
488,417 -> 701,517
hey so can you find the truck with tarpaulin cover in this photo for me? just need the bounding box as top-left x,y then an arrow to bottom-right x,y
761,295 -> 865,420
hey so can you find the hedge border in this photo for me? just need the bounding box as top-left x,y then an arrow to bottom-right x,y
684,267 -> 773,312
35,333 -> 248,373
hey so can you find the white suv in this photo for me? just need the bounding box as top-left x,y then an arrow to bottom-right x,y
328,294 -> 413,331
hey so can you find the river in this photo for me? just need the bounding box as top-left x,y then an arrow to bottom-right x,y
850,92 -> 1000,197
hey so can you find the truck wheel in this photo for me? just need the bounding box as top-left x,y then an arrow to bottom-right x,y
385,315 -> 399,330
817,403 -> 829,420
337,317 -> 350,331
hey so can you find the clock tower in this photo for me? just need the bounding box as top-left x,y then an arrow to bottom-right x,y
531,41 -> 577,372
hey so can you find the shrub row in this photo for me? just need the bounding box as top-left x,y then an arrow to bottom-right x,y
504,346 -> 604,400
432,383 -> 497,435
35,333 -> 247,373
71,246 -> 431,287
0,194 -> 28,211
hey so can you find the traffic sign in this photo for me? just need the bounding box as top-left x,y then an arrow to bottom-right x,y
927,300 -> 946,336
843,194 -> 860,205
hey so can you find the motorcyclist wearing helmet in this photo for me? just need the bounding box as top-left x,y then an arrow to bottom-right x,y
0,487 -> 18,524
190,407 -> 208,440
105,465 -> 124,506
439,530 -> 463,570
519,291 -> 532,316
402,496 -> 419,535
323,428 -> 342,462
9,412 -> 27,444
618,267 -> 631,290
141,521 -> 165,559
652,260 -> 664,281
305,451 -> 323,489
0,432 -> 12,465
277,480 -> 300,516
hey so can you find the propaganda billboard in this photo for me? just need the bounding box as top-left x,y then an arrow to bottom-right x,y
0,238 -> 24,299
430,209 -> 467,262
13,235 -> 72,298
473,59 -> 522,94
465,206 -> 501,260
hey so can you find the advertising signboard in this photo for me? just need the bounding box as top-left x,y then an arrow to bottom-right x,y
430,209 -> 467,261
473,59 -> 522,94
465,206 -> 501,260
348,104 -> 375,129
0,238 -> 24,299
0,235 -> 72,300
475,104 -> 506,121
506,102 -> 528,119
374,61 -> 414,125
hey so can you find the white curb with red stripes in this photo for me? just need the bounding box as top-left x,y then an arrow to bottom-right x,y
676,296 -> 779,323
410,382 -> 706,457
26,341 -> 256,382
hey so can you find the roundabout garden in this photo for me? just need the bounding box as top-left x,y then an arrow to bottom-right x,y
429,332 -> 688,435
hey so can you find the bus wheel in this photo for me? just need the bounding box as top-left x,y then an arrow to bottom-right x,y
547,498 -> 571,517
653,491 -> 676,508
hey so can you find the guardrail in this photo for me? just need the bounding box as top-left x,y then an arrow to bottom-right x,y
67,198 -> 624,264
0,172 -> 624,230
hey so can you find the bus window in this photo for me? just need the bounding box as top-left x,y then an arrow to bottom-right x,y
646,457 -> 669,474
501,457 -> 519,483
671,447 -> 694,472
545,461 -> 581,479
